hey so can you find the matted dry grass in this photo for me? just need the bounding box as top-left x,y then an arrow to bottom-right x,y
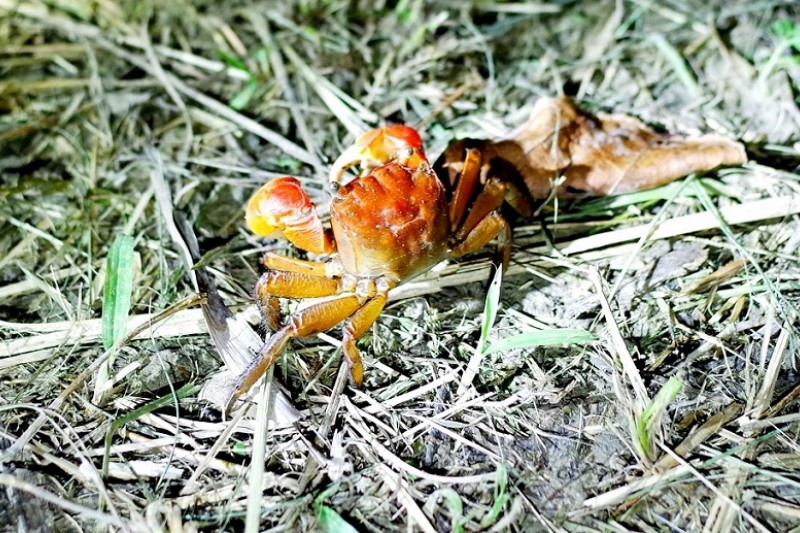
1,1 -> 799,531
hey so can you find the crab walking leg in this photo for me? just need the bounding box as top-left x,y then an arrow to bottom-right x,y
228,294 -> 367,408
257,294 -> 283,332
254,267 -> 342,330
256,270 -> 341,299
499,175 -> 534,218
450,212 -> 512,269
262,252 -> 330,277
341,283 -> 393,385
454,177 -> 507,240
448,148 -> 483,228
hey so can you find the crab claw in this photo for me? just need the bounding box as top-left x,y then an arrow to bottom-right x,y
246,177 -> 336,255
329,124 -> 428,185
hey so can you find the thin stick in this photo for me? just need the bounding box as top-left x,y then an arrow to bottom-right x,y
658,445 -> 770,533
557,195 -> 800,257
321,362 -> 350,436
750,316 -> 793,419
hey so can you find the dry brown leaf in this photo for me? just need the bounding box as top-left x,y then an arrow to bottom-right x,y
687,257 -> 746,294
440,96 -> 747,199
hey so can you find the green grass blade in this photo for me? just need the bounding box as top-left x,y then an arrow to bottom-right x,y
481,464 -> 511,528
427,489 -> 465,533
479,267 -> 503,353
635,375 -> 683,462
574,180 -> 691,214
316,506 -> 358,533
216,50 -> 249,72
483,328 -> 597,355
230,78 -> 259,110
101,234 -> 135,350
567,177 -> 733,219
650,34 -> 701,99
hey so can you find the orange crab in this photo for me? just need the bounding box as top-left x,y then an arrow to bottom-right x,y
230,125 -> 518,405
226,97 -> 750,408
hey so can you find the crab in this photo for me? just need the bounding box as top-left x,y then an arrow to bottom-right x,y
229,125 -> 521,406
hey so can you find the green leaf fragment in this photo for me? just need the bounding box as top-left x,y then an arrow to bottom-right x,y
102,382 -> 198,477
481,464 -> 510,528
230,78 -> 259,110
771,19 -> 800,47
316,506 -> 358,533
426,489 -> 465,533
479,267 -> 503,353
101,234 -> 135,350
217,51 -> 249,72
636,375 -> 684,461
483,328 -> 597,355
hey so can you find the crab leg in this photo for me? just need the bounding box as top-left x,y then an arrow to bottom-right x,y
450,212 -> 512,269
454,176 -> 507,240
228,293 -> 367,410
448,148 -> 483,228
447,172 -> 513,269
255,293 -> 283,332
254,270 -> 339,330
254,257 -> 342,329
256,270 -> 341,299
341,285 -> 392,386
498,172 -> 534,218
262,252 -> 330,276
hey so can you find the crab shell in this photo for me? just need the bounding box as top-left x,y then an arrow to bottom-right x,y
330,160 -> 450,281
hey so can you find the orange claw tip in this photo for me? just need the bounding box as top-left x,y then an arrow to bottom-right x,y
379,124 -> 423,153
329,124 -> 427,184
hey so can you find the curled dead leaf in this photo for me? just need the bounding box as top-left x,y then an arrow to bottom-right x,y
197,274 -> 301,425
172,214 -> 301,425
439,96 -> 747,199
